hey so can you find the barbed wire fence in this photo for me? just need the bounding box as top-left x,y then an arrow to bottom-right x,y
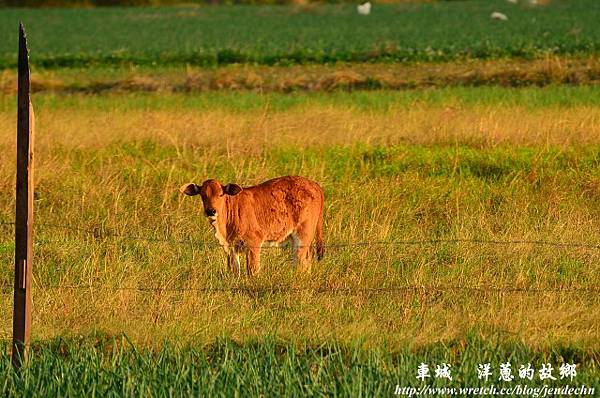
1,218 -> 600,295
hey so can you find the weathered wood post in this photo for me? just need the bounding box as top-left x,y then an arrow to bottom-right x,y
12,22 -> 34,368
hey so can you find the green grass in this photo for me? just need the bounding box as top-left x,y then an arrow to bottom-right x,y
1,1 -> 599,68
3,86 -> 600,112
1,335 -> 598,397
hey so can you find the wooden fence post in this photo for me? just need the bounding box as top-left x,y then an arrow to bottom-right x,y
12,22 -> 34,368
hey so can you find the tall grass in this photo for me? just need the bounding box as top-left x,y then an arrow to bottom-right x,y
0,88 -> 599,349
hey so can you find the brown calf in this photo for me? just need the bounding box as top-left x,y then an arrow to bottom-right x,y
181,176 -> 324,276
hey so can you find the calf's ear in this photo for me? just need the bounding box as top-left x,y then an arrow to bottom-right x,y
180,183 -> 201,196
222,183 -> 243,196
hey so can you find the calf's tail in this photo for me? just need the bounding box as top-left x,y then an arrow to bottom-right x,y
315,192 -> 325,261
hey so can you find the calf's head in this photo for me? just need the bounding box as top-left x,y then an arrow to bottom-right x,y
180,179 -> 242,220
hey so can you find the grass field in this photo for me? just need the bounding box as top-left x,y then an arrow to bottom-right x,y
1,1 -> 600,68
1,88 -> 599,352
1,2 -> 600,394
1,88 -> 600,393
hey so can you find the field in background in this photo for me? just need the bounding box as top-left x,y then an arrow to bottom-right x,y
0,0 -> 456,7
1,1 -> 599,68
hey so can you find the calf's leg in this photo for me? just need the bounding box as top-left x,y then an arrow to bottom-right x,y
245,240 -> 262,276
227,251 -> 241,277
295,222 -> 315,273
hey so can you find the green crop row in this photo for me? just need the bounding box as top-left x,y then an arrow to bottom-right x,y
0,1 -> 599,68
1,336 -> 599,397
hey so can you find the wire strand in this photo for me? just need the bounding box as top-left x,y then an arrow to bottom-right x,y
1,221 -> 598,296
28,222 -> 600,250
1,284 -> 597,295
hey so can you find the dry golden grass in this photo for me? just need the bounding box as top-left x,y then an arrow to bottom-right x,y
0,91 -> 599,350
2,57 -> 599,95
1,101 -> 599,151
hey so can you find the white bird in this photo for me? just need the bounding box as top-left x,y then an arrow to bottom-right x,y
357,2 -> 371,15
507,0 -> 518,3
491,11 -> 508,21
